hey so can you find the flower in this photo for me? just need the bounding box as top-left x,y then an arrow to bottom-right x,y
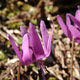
7,20 -> 54,65
57,6 -> 80,43
74,5 -> 80,28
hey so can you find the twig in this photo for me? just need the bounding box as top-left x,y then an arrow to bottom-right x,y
37,0 -> 44,8
6,19 -> 22,24
6,0 -> 10,8
31,0 -> 44,20
17,62 -> 21,80
71,37 -> 75,80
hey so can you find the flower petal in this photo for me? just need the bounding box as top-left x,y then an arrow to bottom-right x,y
75,6 -> 80,20
57,15 -> 72,40
75,8 -> 80,28
46,22 -> 54,57
40,20 -> 49,50
66,14 -> 71,25
20,26 -> 27,37
67,14 -> 80,29
77,5 -> 80,9
29,23 -> 45,60
22,34 -> 35,65
67,24 -> 80,43
7,34 -> 24,64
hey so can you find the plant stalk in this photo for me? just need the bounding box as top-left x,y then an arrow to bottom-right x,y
37,61 -> 46,80
71,37 -> 74,80
17,61 -> 21,80
38,66 -> 46,80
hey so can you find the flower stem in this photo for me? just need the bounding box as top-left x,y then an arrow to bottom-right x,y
71,37 -> 74,80
37,60 -> 46,80
38,66 -> 46,80
17,62 -> 21,80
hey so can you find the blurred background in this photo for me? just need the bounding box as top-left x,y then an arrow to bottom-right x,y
0,0 -> 80,80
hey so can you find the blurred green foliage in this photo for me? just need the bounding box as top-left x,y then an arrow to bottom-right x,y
0,51 -> 6,61
8,22 -> 21,29
16,37 -> 22,45
48,77 -> 56,80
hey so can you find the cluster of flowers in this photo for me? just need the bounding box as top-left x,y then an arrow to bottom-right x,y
8,5 -> 80,66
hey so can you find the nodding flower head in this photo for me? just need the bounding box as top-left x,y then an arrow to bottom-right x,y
7,20 -> 54,65
57,6 -> 80,43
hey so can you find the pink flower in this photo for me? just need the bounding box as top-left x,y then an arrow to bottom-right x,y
7,20 -> 54,65
57,6 -> 80,43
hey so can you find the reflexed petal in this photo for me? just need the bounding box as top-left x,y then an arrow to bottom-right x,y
67,24 -> 80,43
46,22 -> 54,57
22,34 -> 34,65
20,26 -> 27,37
7,34 -> 24,64
29,23 -> 45,60
57,15 -> 72,40
40,20 -> 49,50
75,7 -> 80,21
67,14 -> 80,29
77,5 -> 80,9
66,14 -> 71,25
75,8 -> 80,28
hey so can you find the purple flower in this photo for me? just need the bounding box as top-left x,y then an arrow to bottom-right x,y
7,20 -> 54,65
57,6 -> 80,43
